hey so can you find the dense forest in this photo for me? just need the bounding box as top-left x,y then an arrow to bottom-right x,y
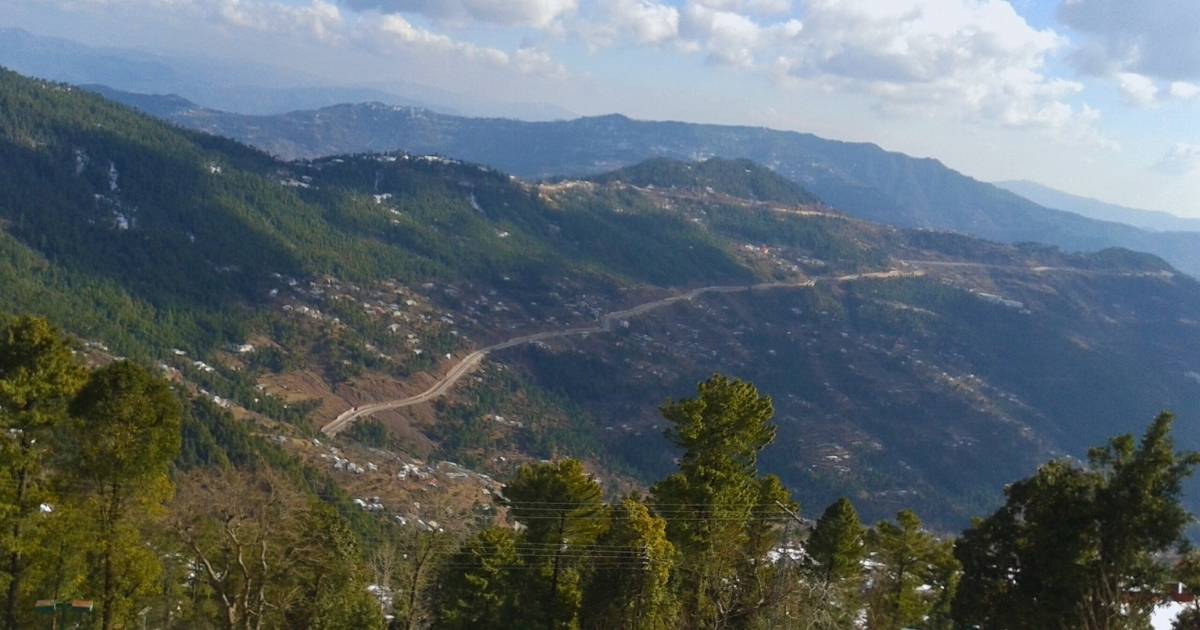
3,316 -> 1199,629
4,66 -> 1200,529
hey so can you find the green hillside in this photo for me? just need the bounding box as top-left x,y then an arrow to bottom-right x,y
3,67 -> 1200,528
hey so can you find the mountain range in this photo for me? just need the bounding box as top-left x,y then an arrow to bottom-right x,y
3,67 -> 1200,527
0,27 -> 573,120
997,179 -> 1200,233
88,86 -> 1200,279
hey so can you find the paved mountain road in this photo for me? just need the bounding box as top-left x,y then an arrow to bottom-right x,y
320,270 -> 917,436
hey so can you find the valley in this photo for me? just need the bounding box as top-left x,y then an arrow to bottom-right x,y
0,66 -> 1197,526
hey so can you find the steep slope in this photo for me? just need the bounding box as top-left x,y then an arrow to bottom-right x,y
91,91 -> 1200,277
996,179 -> 1200,233
4,68 -> 1200,527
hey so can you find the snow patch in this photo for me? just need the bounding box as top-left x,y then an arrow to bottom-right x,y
1151,601 -> 1186,630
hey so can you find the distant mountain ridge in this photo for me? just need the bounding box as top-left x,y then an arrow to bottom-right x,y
995,180 -> 1200,233
0,28 -> 573,120
86,88 -> 1200,277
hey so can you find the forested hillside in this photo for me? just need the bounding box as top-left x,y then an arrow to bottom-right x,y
4,64 -> 1200,627
93,88 -> 1200,277
5,318 -> 1199,628
2,67 -> 1200,530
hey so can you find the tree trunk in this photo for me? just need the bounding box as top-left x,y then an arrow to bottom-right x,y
2,436 -> 34,630
404,551 -> 427,630
2,460 -> 28,630
101,483 -> 122,630
548,512 -> 566,630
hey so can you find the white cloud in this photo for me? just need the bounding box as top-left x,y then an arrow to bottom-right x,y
1059,0 -> 1200,81
589,0 -> 680,46
341,0 -> 577,29
692,0 -> 793,16
771,0 -> 1106,146
586,1 -> 800,64
366,13 -> 508,65
220,0 -> 345,40
679,3 -> 802,68
41,0 -> 570,79
1059,0 -> 1200,106
1154,143 -> 1200,176
359,14 -> 568,77
1168,81 -> 1200,101
1115,72 -> 1159,108
60,0 -> 347,39
512,46 -> 569,79
582,0 -> 1107,146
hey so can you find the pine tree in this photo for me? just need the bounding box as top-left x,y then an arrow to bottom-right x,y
66,361 -> 181,630
953,413 -> 1200,628
807,497 -> 866,585
650,374 -> 797,628
579,498 -> 676,630
433,527 -> 519,630
278,504 -> 386,630
865,510 -> 958,630
503,460 -> 607,629
802,497 -> 866,626
0,317 -> 85,629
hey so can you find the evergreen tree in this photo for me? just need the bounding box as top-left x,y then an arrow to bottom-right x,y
650,374 -> 797,628
865,510 -> 958,630
802,497 -> 866,626
503,460 -> 607,629
278,504 -> 385,630
66,361 -> 182,630
807,497 -> 866,585
953,413 -> 1200,628
433,527 -> 519,630
579,498 -> 676,630
0,317 -> 85,629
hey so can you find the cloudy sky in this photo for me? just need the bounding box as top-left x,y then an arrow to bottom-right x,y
5,0 -> 1200,216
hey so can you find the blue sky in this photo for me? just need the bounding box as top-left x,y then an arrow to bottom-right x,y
4,0 -> 1199,216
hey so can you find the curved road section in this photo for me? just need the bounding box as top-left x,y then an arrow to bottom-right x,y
320,270 -> 917,436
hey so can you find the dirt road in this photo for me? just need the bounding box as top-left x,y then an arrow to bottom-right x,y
320,269 -> 918,435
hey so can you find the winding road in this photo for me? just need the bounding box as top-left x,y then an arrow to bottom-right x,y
321,269 -> 917,436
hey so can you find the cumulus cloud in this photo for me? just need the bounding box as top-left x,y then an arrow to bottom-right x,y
65,0 -> 348,39
42,0 -> 570,78
692,0 -> 794,16
1115,72 -> 1159,107
1059,0 -> 1200,106
215,0 -> 345,41
1168,81 -> 1200,101
679,3 -> 802,67
588,0 -> 681,46
581,0 -> 1107,146
1059,0 -> 1200,80
785,0 -> 1104,145
366,13 -> 508,64
340,0 -> 577,29
359,14 -> 568,77
1154,143 -> 1200,176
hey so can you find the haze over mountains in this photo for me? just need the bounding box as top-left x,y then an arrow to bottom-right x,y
997,179 -> 1200,234
89,86 -> 1200,279
0,27 -> 573,120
